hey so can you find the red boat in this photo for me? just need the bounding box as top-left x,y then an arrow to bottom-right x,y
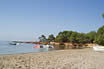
34,45 -> 40,48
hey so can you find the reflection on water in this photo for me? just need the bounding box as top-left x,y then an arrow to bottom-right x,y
0,41 -> 55,55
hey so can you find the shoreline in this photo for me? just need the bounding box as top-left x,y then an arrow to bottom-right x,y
0,48 -> 104,69
12,41 -> 96,46
0,49 -> 56,56
0,47 -> 86,56
0,48 -> 78,56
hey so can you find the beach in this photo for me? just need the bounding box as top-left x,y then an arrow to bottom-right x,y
0,48 -> 104,69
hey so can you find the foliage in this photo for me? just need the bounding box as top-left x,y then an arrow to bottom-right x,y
69,32 -> 89,43
38,13 -> 104,44
102,13 -> 104,18
76,33 -> 89,43
87,31 -> 96,43
55,32 -> 64,42
47,34 -> 55,42
95,26 -> 104,45
55,31 -> 72,42
39,28 -> 104,45
69,32 -> 78,43
38,35 -> 47,42
55,31 -> 91,43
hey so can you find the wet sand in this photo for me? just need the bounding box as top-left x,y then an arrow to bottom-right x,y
0,48 -> 104,69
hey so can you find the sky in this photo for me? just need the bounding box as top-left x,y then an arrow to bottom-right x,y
0,0 -> 104,41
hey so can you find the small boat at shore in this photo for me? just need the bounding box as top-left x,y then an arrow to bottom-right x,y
16,43 -> 20,45
9,41 -> 17,45
34,45 -> 40,48
34,45 -> 54,48
93,45 -> 104,51
47,45 -> 54,48
9,41 -> 20,45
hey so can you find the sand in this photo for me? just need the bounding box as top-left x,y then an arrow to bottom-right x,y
0,48 -> 104,69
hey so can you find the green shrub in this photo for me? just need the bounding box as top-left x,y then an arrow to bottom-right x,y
95,26 -> 104,45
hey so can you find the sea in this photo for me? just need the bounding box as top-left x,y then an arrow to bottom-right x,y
0,41 -> 55,55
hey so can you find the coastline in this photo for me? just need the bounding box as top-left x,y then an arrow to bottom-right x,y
0,48 -> 56,56
0,48 -> 104,69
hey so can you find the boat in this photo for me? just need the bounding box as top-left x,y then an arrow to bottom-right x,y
33,44 -> 54,48
93,45 -> 104,51
49,45 -> 54,48
9,41 -> 20,45
16,43 -> 20,45
43,45 -> 54,48
34,45 -> 40,48
40,45 -> 44,48
9,41 -> 17,45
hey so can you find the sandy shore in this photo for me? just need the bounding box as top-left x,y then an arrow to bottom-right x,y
0,48 -> 104,69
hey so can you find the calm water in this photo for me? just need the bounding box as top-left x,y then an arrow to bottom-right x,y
0,41 -> 55,55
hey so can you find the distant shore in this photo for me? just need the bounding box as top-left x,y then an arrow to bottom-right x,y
12,41 -> 96,49
0,48 -> 104,69
15,41 -> 96,45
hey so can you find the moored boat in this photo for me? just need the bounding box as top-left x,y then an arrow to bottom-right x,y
34,45 -> 40,48
9,41 -> 20,45
9,41 -> 17,45
93,45 -> 104,51
34,44 -> 54,48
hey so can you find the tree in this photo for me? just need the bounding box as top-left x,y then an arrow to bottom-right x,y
47,34 -> 55,42
55,32 -> 64,42
69,32 -> 89,43
69,32 -> 78,43
38,35 -> 47,42
55,31 -> 72,42
87,31 -> 96,43
95,26 -> 104,45
102,13 -> 104,18
76,33 -> 89,43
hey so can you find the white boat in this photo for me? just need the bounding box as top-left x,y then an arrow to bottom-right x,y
40,45 -> 54,48
93,45 -> 104,51
9,41 -> 17,45
9,41 -> 20,46
49,45 -> 54,48
45,45 -> 54,48
42,45 -> 49,48
16,43 -> 20,45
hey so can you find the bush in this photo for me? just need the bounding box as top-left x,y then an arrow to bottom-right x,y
95,26 -> 104,45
